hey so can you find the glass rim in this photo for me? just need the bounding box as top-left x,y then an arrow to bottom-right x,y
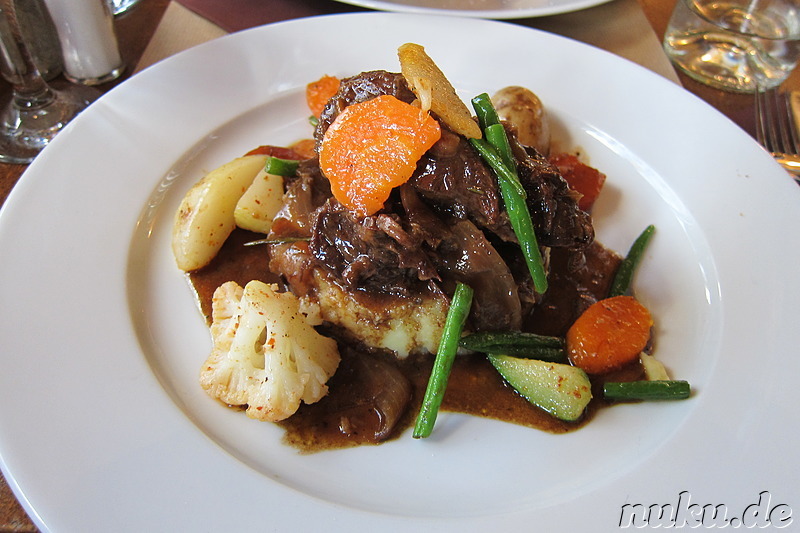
681,0 -> 800,41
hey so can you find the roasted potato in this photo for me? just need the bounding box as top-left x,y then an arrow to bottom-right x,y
234,169 -> 285,234
492,86 -> 551,155
172,155 -> 267,271
398,43 -> 482,139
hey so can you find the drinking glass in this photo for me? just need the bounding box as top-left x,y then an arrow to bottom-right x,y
663,0 -> 800,92
0,0 -> 98,164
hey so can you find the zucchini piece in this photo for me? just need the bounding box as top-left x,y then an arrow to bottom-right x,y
488,355 -> 592,422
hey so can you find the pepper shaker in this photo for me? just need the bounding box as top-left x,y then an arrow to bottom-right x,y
42,0 -> 124,85
14,0 -> 62,81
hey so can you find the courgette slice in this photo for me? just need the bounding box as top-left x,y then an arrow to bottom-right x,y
488,354 -> 592,422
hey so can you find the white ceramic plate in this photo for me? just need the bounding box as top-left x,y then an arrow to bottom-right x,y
334,0 -> 610,18
1,13 -> 798,532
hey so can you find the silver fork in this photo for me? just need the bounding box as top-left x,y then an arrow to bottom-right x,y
755,87 -> 800,182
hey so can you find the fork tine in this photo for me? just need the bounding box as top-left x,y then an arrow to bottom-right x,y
766,89 -> 786,154
774,89 -> 794,154
755,87 -> 800,182
756,87 -> 781,153
783,92 -> 800,154
755,87 -> 769,149
754,87 -> 800,156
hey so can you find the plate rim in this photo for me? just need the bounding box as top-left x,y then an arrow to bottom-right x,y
0,12 -> 799,532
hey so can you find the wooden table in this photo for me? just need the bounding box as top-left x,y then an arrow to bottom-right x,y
0,0 -> 794,529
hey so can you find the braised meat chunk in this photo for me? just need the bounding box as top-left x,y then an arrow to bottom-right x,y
510,133 -> 594,249
309,198 -> 438,296
410,130 -> 515,242
269,70 -> 596,345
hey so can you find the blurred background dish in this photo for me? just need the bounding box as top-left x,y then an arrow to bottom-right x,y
332,0 -> 613,18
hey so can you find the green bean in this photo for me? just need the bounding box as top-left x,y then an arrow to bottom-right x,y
459,331 -> 565,362
459,330 -> 564,350
413,283 -> 474,438
609,225 -> 656,297
485,123 -> 517,173
603,380 -> 690,401
471,92 -> 501,131
467,138 -> 526,198
264,156 -> 300,176
502,181 -> 548,294
469,96 -> 548,294
472,94 -> 516,172
468,138 -> 547,293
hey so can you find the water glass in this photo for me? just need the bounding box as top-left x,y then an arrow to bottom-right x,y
663,0 -> 800,92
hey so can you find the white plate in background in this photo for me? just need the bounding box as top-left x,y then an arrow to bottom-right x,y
334,0 -> 611,18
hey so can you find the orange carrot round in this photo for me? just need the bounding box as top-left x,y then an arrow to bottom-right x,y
319,94 -> 441,216
306,75 -> 340,118
566,295 -> 653,375
289,138 -> 316,159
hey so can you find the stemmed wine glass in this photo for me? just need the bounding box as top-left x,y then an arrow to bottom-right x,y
0,0 -> 98,164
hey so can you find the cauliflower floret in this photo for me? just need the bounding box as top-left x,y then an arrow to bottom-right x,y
200,280 -> 340,422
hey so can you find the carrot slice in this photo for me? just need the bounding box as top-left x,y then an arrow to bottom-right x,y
566,296 -> 653,375
549,153 -> 607,212
306,75 -> 340,118
319,94 -> 441,216
289,138 -> 316,159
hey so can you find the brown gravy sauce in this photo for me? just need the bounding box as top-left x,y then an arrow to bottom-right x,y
189,229 -> 643,453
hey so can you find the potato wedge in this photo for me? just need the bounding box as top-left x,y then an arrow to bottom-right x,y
398,43 -> 481,139
492,86 -> 551,155
172,155 -> 267,271
234,169 -> 284,234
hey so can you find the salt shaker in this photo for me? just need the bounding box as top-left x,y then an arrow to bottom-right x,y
42,0 -> 124,85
